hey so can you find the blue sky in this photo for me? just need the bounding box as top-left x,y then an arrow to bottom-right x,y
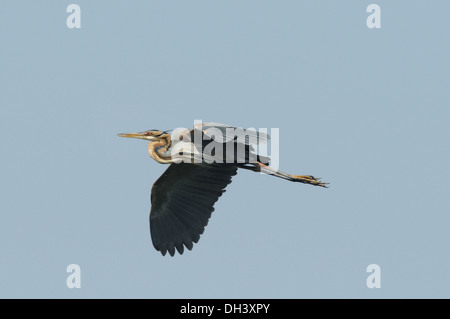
1,1 -> 449,298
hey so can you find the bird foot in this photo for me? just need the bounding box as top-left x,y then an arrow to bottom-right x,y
293,175 -> 329,188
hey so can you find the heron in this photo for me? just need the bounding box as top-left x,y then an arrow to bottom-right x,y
118,122 -> 327,256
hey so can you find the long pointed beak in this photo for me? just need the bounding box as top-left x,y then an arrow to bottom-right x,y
117,132 -> 148,140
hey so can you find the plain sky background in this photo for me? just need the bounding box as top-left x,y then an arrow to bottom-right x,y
1,1 -> 449,298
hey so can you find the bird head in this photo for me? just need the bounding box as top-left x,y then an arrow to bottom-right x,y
117,130 -> 168,141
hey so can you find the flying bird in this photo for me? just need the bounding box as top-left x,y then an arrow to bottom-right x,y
118,123 -> 327,256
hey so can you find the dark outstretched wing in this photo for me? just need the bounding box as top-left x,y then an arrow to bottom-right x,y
150,163 -> 237,256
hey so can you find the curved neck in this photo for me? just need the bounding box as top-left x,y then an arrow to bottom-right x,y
147,133 -> 173,164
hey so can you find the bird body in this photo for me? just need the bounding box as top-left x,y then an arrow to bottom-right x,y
119,123 -> 327,256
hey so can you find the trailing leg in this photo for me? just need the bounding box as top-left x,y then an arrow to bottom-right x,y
255,163 -> 328,187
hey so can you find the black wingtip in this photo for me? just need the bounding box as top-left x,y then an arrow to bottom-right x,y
175,242 -> 184,255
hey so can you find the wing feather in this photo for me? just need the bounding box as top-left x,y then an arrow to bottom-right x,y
149,163 -> 237,256
193,122 -> 270,145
